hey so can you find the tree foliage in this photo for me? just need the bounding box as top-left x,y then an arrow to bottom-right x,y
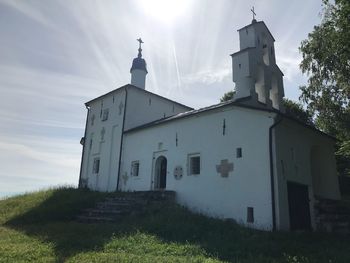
299,0 -> 350,175
220,91 -> 235,102
283,98 -> 314,126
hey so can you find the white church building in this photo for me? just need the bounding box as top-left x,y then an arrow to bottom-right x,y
78,19 -> 341,231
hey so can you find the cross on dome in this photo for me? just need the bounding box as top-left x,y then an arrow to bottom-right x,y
137,38 -> 144,58
251,6 -> 257,23
137,38 -> 143,48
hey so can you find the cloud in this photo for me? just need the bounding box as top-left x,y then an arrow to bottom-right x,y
182,67 -> 231,86
0,134 -> 80,193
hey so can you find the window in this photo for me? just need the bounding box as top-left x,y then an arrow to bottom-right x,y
102,109 -> 109,121
188,154 -> 200,175
236,148 -> 242,158
91,114 -> 95,126
131,161 -> 140,176
93,158 -> 100,174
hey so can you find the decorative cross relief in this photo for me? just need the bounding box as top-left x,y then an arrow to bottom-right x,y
122,172 -> 128,186
216,159 -> 234,178
118,101 -> 124,115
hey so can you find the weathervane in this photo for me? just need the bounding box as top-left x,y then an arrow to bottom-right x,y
251,6 -> 256,21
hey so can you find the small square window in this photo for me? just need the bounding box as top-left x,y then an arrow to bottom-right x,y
93,158 -> 100,174
102,109 -> 109,121
131,161 -> 140,177
188,154 -> 200,175
236,148 -> 242,158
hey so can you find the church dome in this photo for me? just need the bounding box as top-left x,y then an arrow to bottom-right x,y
130,56 -> 147,73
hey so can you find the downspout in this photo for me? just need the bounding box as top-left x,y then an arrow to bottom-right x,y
116,87 -> 128,191
269,114 -> 283,231
78,105 -> 90,188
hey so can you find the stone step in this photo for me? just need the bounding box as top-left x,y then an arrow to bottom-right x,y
76,191 -> 175,224
77,215 -> 116,223
315,204 -> 350,213
97,201 -> 135,207
316,214 -> 350,222
96,204 -> 143,211
83,208 -> 127,215
332,225 -> 350,235
105,197 -> 138,202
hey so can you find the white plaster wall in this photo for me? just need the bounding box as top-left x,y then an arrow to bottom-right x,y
131,69 -> 146,89
80,85 -> 191,192
273,119 -> 341,230
80,89 -> 126,192
121,106 -> 276,230
124,86 -> 191,130
239,25 -> 256,49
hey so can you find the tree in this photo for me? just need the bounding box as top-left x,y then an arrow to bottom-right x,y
220,91 -> 235,102
283,98 -> 314,126
220,91 -> 313,125
299,0 -> 350,176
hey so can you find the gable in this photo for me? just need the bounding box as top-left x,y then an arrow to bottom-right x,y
124,85 -> 193,130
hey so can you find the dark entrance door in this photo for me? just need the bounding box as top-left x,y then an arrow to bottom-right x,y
155,156 -> 167,189
287,182 -> 311,231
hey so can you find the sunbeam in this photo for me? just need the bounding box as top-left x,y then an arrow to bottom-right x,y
0,0 -> 325,196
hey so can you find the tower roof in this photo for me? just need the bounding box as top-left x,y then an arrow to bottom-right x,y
130,57 -> 147,73
130,38 -> 148,73
237,20 -> 275,41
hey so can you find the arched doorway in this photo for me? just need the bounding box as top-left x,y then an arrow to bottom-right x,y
154,156 -> 167,189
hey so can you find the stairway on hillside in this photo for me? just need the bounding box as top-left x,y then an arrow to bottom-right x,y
314,197 -> 350,234
77,191 -> 175,223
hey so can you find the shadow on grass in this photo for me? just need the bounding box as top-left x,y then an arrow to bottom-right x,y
4,188 -> 350,262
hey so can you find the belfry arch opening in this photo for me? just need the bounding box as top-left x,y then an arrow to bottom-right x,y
262,33 -> 270,66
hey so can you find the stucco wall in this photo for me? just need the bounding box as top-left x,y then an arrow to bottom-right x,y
80,89 -> 126,192
124,86 -> 191,130
80,85 -> 191,192
121,106 -> 275,230
273,119 -> 341,230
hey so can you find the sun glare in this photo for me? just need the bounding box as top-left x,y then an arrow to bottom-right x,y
137,0 -> 192,24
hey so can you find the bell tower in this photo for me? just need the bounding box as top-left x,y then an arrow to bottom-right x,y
231,13 -> 285,112
130,38 -> 148,90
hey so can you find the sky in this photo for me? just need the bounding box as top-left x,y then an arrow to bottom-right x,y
0,0 -> 324,198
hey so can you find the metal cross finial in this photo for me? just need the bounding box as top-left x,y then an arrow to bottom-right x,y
251,6 -> 256,20
137,38 -> 144,49
136,38 -> 144,58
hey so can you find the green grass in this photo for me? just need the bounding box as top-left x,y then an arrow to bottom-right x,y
0,188 -> 349,263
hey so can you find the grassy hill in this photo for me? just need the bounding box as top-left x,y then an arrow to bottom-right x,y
0,188 -> 349,263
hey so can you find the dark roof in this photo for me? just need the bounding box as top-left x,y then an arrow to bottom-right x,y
85,84 -> 193,110
230,47 -> 255,57
130,57 -> 148,73
125,98 -> 276,133
124,98 -> 335,140
237,20 -> 275,42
